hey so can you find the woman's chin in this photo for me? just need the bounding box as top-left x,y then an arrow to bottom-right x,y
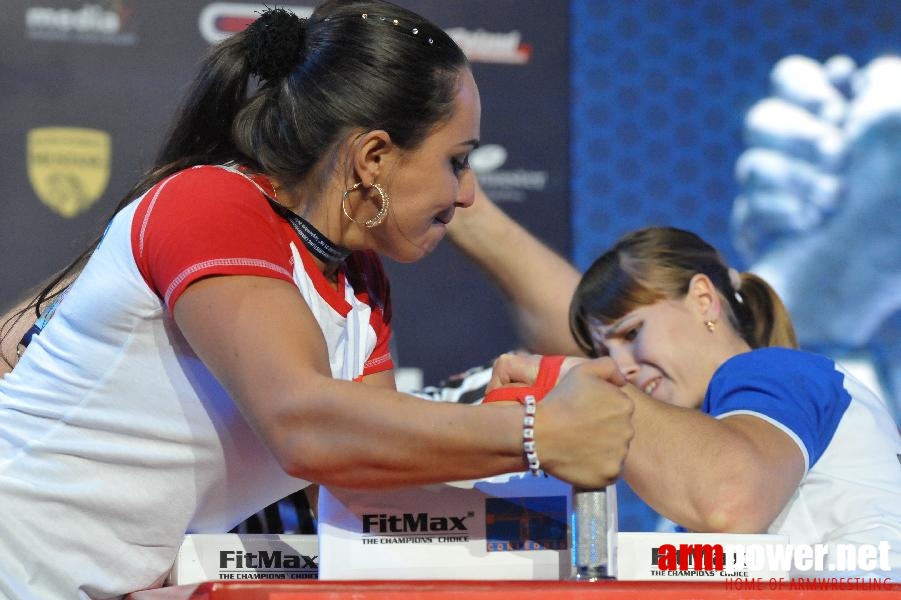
377,225 -> 447,263
387,244 -> 434,264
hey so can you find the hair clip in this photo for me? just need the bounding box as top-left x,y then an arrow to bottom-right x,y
358,12 -> 433,45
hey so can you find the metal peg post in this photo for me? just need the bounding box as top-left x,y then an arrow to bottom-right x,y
571,483 -> 617,580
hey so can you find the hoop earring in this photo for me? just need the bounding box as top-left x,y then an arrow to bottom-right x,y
705,320 -> 716,333
342,182 -> 390,228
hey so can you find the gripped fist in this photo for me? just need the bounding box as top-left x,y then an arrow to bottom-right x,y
486,352 -> 596,392
534,358 -> 634,489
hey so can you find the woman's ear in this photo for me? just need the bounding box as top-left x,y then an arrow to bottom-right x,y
350,129 -> 394,185
687,273 -> 722,321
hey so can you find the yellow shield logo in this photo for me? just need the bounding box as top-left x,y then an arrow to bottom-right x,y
27,127 -> 111,218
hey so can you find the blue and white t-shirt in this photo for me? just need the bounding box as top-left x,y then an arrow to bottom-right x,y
704,347 -> 901,577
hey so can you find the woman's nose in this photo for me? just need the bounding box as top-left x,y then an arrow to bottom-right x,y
609,345 -> 639,381
456,171 -> 476,208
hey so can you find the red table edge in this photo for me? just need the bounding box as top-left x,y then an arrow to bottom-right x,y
127,578 -> 901,599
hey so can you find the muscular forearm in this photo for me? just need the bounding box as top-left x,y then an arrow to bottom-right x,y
621,385 -> 802,533
272,378 -> 528,488
448,188 -> 583,355
174,275 -> 544,489
175,275 -> 628,491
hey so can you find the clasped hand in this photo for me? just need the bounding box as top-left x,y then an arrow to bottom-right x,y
488,353 -> 634,489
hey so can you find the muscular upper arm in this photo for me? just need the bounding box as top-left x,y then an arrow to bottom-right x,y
622,384 -> 807,533
717,413 -> 806,526
173,274 -> 336,457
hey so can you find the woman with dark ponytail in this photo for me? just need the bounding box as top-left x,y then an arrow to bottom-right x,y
494,225 -> 901,576
0,3 -> 635,598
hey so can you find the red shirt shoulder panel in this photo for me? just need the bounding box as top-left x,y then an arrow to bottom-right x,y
131,165 -> 295,312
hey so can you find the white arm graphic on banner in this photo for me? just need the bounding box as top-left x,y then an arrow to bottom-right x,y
732,54 -> 901,417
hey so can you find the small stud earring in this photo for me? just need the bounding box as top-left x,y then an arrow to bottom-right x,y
705,320 -> 716,333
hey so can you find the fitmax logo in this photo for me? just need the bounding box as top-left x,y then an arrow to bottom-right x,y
219,550 -> 317,569
362,512 -> 470,534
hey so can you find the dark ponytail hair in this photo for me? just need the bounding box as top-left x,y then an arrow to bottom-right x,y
2,0 -> 467,347
569,226 -> 798,357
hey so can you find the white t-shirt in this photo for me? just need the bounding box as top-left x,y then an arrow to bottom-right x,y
705,348 -> 901,577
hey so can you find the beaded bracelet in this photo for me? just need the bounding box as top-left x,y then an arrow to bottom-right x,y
522,395 -> 541,476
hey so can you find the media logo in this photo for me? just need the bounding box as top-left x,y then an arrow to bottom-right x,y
446,28 -> 532,65
25,2 -> 138,45
27,127 -> 111,218
199,3 -> 313,44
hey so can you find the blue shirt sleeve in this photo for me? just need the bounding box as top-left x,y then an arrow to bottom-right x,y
702,348 -> 851,470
